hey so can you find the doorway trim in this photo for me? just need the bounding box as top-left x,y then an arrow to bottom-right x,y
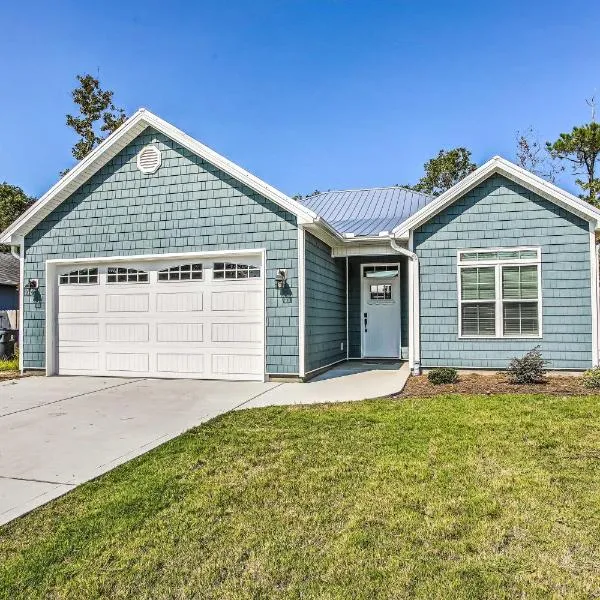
360,262 -> 402,359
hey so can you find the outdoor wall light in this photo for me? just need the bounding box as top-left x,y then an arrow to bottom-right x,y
24,279 -> 39,296
275,269 -> 287,289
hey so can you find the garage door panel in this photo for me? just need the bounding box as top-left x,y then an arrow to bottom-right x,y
59,294 -> 99,314
106,294 -> 149,312
56,254 -> 265,380
157,353 -> 205,374
211,290 -> 262,312
106,323 -> 149,343
59,323 -> 100,343
157,322 -> 204,342
106,352 -> 149,372
212,353 -> 263,376
59,351 -> 100,371
156,292 -> 203,312
211,322 -> 262,343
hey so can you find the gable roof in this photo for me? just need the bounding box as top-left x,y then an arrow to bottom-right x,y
299,187 -> 434,237
393,155 -> 600,238
0,109 -> 319,245
0,254 -> 19,286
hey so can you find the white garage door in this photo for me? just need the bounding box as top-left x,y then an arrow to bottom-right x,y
55,255 -> 265,380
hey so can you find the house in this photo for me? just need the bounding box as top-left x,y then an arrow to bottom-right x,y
1,109 -> 599,380
0,253 -> 19,330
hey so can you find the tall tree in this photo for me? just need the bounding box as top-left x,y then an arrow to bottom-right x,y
65,74 -> 127,163
546,123 -> 600,205
412,148 -> 477,196
0,183 -> 35,250
515,127 -> 562,183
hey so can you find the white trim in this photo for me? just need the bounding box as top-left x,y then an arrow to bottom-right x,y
407,232 -> 420,374
457,247 -> 542,339
45,248 -> 265,266
44,249 -> 267,378
359,263 -> 402,359
297,227 -> 306,378
15,236 -> 24,373
393,156 -> 600,239
590,224 -> 599,366
346,256 -> 349,361
1,109 -> 319,245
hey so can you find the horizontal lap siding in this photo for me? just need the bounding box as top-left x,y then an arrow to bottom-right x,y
304,232 -> 346,372
415,174 -> 592,369
348,256 -> 408,358
23,127 -> 299,374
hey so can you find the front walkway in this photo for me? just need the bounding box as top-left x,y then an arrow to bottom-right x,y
0,362 -> 408,525
241,360 -> 410,408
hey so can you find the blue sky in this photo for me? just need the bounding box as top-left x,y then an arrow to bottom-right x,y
1,0 -> 599,199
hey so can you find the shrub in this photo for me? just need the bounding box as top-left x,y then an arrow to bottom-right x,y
582,367 -> 600,389
427,368 -> 458,385
507,346 -> 547,384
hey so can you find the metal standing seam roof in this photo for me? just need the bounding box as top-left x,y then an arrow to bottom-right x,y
0,253 -> 19,286
298,186 -> 435,237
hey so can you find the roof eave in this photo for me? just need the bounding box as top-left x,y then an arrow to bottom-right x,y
392,156 -> 600,238
0,109 -> 318,245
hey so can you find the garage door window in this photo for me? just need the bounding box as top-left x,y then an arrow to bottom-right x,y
59,268 -> 99,285
107,267 -> 149,283
213,262 -> 261,279
158,263 -> 203,281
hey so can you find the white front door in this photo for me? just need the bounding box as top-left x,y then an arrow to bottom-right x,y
361,264 -> 401,358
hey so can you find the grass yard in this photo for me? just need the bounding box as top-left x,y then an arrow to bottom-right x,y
1,394 -> 600,599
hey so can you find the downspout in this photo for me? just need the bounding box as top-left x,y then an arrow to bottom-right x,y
389,238 -> 421,375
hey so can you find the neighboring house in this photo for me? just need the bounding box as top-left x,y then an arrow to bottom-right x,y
0,253 -> 19,330
1,109 -> 599,380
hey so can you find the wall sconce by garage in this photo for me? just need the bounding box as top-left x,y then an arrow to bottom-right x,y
275,269 -> 287,289
24,279 -> 39,296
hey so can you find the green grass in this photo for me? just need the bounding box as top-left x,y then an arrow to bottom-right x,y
0,355 -> 18,371
2,395 -> 600,599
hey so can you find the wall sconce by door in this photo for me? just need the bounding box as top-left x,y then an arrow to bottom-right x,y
275,269 -> 287,289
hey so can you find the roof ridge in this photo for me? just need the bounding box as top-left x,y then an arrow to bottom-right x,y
310,185 -> 432,196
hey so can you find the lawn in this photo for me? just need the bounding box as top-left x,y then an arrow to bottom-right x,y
1,394 -> 600,599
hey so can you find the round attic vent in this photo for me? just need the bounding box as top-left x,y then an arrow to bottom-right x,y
136,145 -> 161,174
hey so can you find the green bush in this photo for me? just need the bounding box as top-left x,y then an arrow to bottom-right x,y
582,367 -> 600,389
427,368 -> 458,385
507,346 -> 547,384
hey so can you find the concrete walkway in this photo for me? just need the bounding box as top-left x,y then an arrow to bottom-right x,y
0,361 -> 408,525
240,361 -> 410,408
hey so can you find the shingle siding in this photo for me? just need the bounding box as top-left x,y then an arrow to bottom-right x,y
23,127 -> 300,374
415,174 -> 593,369
304,232 -> 346,372
348,256 -> 409,358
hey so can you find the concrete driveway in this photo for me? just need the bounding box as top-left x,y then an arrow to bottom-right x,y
0,376 -> 277,525
0,362 -> 408,525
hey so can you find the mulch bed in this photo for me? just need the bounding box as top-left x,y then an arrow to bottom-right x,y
397,373 -> 596,397
0,371 -> 22,381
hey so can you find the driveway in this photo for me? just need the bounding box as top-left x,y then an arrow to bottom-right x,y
0,376 -> 277,525
0,362 -> 408,525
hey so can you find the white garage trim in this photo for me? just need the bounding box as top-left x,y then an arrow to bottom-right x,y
46,249 -> 266,380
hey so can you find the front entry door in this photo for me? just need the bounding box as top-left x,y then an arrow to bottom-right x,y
361,264 -> 401,358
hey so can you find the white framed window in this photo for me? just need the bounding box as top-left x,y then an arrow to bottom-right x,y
158,263 -> 203,281
213,262 -> 261,280
107,267 -> 149,284
457,247 -> 542,338
370,283 -> 392,301
59,268 -> 98,285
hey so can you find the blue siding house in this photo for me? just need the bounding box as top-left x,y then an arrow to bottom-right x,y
2,109 -> 599,380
